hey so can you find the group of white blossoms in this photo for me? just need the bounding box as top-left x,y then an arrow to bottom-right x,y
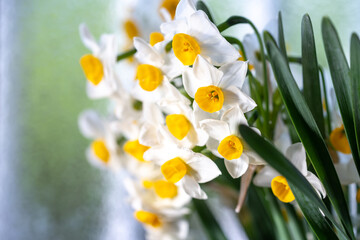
78,0 -> 327,239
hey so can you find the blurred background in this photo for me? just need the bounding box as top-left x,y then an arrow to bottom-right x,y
0,0 -> 359,239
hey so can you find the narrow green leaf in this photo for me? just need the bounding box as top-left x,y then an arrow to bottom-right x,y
193,199 -> 227,240
350,33 -> 360,164
278,12 -> 287,59
301,14 -> 325,137
239,125 -> 346,239
284,204 -> 307,240
322,17 -> 360,179
264,33 -> 355,239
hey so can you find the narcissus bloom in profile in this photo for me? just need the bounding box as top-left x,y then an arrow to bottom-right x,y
253,143 -> 326,203
79,24 -> 119,99
183,55 -> 256,121
78,110 -> 121,170
144,145 -> 221,199
201,105 -> 263,178
160,0 -> 239,66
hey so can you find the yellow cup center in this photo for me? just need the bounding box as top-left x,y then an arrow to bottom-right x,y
134,210 -> 161,228
161,157 -> 187,183
91,140 -> 110,163
172,33 -> 201,66
217,135 -> 243,160
271,176 -> 295,203
123,139 -> 150,162
194,85 -> 224,113
166,114 -> 191,140
80,54 -> 104,85
124,19 -> 139,40
149,32 -> 165,46
153,180 -> 178,198
330,125 -> 351,154
135,64 -> 164,91
160,0 -> 180,20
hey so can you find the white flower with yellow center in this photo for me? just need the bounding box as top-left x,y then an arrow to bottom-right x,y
78,110 -> 121,170
253,143 -> 326,203
201,105 -> 263,179
132,207 -> 189,240
143,145 -> 221,199
160,0 -> 240,66
124,176 -> 191,211
79,24 -> 119,99
183,55 -> 256,121
131,33 -> 184,102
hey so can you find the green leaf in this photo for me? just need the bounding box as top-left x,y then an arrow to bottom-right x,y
239,125 -> 347,239
278,12 -> 287,59
192,199 -> 227,240
350,33 -> 360,165
322,17 -> 360,179
301,14 -> 325,137
264,32 -> 355,239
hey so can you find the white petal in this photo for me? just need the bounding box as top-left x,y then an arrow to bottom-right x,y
143,145 -> 180,165
224,155 -> 249,179
218,61 -> 248,89
142,102 -> 165,125
187,11 -> 239,65
335,159 -> 360,185
200,119 -> 230,141
175,0 -> 197,19
285,143 -> 307,175
193,101 -> 220,123
182,175 -> 207,199
221,105 -> 247,134
159,8 -> 172,23
139,123 -> 160,147
223,86 -> 257,113
306,172 -> 326,199
79,23 -> 99,53
160,19 -> 188,37
245,150 -> 265,165
133,37 -> 164,67
186,153 -> 221,183
192,55 -> 223,86
253,165 -> 279,187
86,80 -> 114,99
78,110 -> 104,139
131,82 -> 164,103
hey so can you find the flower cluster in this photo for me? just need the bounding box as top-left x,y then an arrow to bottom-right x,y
77,0 -> 331,238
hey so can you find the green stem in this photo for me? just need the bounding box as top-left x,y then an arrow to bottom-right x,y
218,16 -> 270,138
116,48 -> 137,62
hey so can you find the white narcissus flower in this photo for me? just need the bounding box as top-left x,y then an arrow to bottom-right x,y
253,143 -> 326,203
79,23 -> 119,99
131,35 -> 184,102
160,0 -> 239,66
201,105 -> 263,179
133,207 -> 189,240
124,177 -> 191,211
144,145 -> 221,199
78,110 -> 121,170
183,55 -> 256,122
159,0 -> 180,22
